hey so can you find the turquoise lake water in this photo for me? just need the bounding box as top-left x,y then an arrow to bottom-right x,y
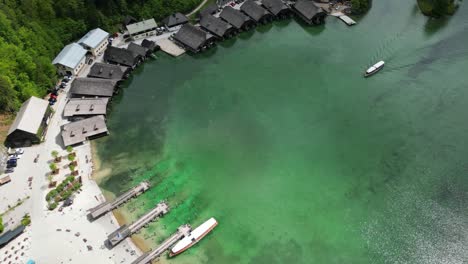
95,0 -> 468,263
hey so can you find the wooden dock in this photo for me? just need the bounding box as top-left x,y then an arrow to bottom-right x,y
87,181 -> 151,221
157,38 -> 186,57
105,201 -> 169,248
338,15 -> 356,26
130,224 -> 192,264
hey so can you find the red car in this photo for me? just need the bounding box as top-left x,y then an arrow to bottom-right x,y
50,93 -> 57,99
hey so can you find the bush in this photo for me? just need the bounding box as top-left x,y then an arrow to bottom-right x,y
49,202 -> 58,210
46,189 -> 58,201
49,163 -> 57,171
21,214 -> 31,226
69,164 -> 75,172
0,217 -> 3,234
51,150 -> 59,158
66,146 -> 73,153
66,176 -> 75,183
61,190 -> 73,200
68,154 -> 75,161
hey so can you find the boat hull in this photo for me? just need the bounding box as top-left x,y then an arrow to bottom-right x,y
170,219 -> 218,257
364,64 -> 384,78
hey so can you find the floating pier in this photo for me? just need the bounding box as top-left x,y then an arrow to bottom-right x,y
338,15 -> 356,26
130,224 -> 192,264
87,181 -> 151,221
106,201 -> 170,248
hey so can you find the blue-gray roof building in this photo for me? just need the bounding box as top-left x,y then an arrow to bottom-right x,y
78,28 -> 109,56
52,43 -> 87,76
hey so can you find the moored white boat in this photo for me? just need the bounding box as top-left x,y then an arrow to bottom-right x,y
170,217 -> 218,257
364,60 -> 385,77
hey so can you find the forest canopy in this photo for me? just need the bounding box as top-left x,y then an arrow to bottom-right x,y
0,0 -> 202,113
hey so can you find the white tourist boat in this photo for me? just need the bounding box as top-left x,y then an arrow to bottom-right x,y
364,60 -> 385,77
170,217 -> 218,257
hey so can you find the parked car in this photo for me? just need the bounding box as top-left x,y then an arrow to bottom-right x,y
49,100 -> 56,106
6,162 -> 17,168
5,168 -> 14,173
59,83 -> 66,89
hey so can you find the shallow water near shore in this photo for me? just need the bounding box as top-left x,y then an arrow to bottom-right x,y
94,0 -> 468,263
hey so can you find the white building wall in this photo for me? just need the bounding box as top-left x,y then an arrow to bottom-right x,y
89,39 -> 109,56
131,30 -> 157,40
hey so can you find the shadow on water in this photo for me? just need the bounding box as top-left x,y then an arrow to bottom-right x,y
256,23 -> 274,34
219,37 -> 237,48
423,16 -> 451,36
238,28 -> 256,40
273,18 -> 292,28
294,18 -> 325,36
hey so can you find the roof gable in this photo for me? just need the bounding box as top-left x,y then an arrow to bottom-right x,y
78,28 -> 109,49
127,42 -> 149,57
71,78 -> 117,97
52,43 -> 87,69
293,0 -> 324,20
162,13 -> 188,27
126,19 -> 157,35
241,0 -> 270,21
220,6 -> 251,29
262,0 -> 289,15
174,24 -> 210,51
8,96 -> 49,136
200,15 -> 232,38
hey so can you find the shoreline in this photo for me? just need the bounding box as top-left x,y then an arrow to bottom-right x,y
90,141 -> 151,256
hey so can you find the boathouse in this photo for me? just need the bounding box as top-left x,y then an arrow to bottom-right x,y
241,0 -> 273,24
88,63 -> 129,80
6,97 -> 51,147
126,19 -> 158,40
141,39 -> 160,52
78,28 -> 109,56
219,6 -> 255,31
127,42 -> 151,58
173,24 -> 216,53
104,46 -> 142,68
261,0 -> 291,18
200,15 -> 237,39
292,0 -> 327,25
70,78 -> 117,98
199,3 -> 219,17
52,43 -> 87,76
64,98 -> 109,119
61,115 -> 108,146
162,13 -> 188,31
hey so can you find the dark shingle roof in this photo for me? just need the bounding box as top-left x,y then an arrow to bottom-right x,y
293,0 -> 324,20
241,0 -> 271,22
200,15 -> 233,38
123,15 -> 137,26
219,6 -> 252,29
127,42 -> 149,57
173,24 -> 212,51
200,4 -> 219,17
71,78 -> 117,97
104,46 -> 141,67
141,39 -> 159,51
88,63 -> 128,80
261,0 -> 289,16
162,13 -> 189,27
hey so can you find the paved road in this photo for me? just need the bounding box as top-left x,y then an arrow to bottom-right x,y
186,0 -> 210,17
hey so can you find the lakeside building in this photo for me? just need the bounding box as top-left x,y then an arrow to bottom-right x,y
292,0 -> 327,25
200,15 -> 237,39
162,13 -> 189,31
70,78 -> 117,98
126,19 -> 158,40
52,43 -> 87,76
88,63 -> 129,80
141,39 -> 160,52
61,115 -> 109,146
173,24 -> 216,53
78,28 -> 109,56
5,97 -> 51,147
241,0 -> 274,24
127,42 -> 151,58
104,46 -> 142,68
261,0 -> 291,18
64,98 -> 109,119
219,6 -> 256,31
199,3 -> 219,18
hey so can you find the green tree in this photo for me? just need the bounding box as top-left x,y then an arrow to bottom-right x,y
0,216 -> 4,233
49,163 -> 57,171
51,150 -> 59,158
66,146 -> 73,153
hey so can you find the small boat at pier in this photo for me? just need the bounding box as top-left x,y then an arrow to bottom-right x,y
364,61 -> 385,77
170,217 -> 218,257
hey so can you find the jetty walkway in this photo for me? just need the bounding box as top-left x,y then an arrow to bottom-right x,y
130,224 -> 192,264
87,181 -> 151,221
106,201 -> 169,248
